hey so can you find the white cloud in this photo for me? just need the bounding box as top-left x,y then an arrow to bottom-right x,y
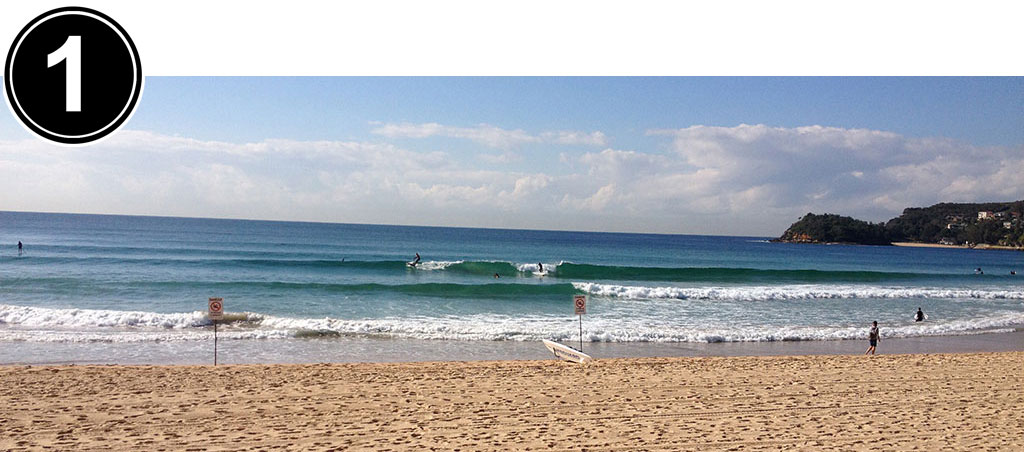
541,130 -> 608,146
371,122 -> 608,149
478,152 -> 523,164
630,124 -> 1024,232
1,124 -> 1020,236
370,122 -> 538,149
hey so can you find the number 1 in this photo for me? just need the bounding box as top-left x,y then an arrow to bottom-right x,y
47,35 -> 81,112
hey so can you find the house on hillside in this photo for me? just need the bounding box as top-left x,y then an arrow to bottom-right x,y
978,211 -> 995,220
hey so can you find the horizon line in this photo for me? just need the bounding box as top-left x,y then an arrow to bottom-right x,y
0,209 -> 772,239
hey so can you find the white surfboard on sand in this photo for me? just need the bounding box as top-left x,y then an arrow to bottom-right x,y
542,339 -> 592,363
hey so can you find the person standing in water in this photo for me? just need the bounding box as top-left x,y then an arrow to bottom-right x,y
915,308 -> 925,322
865,321 -> 880,355
17,241 -> 23,256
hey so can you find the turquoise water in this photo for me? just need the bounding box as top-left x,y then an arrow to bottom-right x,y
1,211 -> 1022,363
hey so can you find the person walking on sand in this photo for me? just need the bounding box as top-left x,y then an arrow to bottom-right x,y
865,321 -> 880,355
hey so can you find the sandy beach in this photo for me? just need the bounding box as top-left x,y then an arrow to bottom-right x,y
2,351 -> 1021,451
892,241 -> 1023,251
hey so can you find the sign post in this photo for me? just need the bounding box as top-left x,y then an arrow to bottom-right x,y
208,297 -> 224,365
573,295 -> 586,352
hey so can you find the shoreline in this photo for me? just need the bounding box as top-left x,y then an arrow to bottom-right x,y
4,328 -> 1023,366
892,241 -> 1023,250
2,351 -> 1021,451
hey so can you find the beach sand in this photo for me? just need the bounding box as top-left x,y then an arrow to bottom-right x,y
892,241 -> 1023,251
2,352 -> 1022,451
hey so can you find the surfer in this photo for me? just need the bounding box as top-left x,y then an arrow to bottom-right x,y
409,253 -> 421,268
914,308 -> 924,322
17,241 -> 22,255
975,267 -> 983,275
865,321 -> 880,355
494,273 -> 500,279
537,262 -> 543,272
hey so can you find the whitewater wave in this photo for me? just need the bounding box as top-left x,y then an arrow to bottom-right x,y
573,282 -> 1024,301
2,304 -> 1022,344
412,260 -> 463,271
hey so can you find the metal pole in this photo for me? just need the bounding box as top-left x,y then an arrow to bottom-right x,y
579,315 -> 583,352
214,320 -> 218,366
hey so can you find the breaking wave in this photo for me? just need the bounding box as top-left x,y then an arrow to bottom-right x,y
573,282 -> 1024,301
2,304 -> 1021,344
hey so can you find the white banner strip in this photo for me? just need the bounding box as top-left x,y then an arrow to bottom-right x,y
1,0 -> 1021,76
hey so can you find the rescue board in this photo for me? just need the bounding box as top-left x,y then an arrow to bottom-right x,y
542,339 -> 592,363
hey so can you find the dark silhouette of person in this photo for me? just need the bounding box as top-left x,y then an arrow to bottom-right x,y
865,321 -> 880,355
915,308 -> 924,322
17,241 -> 23,255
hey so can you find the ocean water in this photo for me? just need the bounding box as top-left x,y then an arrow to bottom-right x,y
1,211 -> 1023,364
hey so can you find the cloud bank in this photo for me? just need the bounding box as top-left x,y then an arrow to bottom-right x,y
1,124 -> 1019,235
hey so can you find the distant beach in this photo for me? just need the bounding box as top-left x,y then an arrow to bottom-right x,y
893,241 -> 1023,251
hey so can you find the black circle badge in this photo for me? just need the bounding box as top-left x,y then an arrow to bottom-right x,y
4,7 -> 142,145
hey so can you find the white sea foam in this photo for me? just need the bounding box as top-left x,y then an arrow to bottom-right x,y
572,282 -> 1024,301
516,261 -> 563,273
0,304 -> 213,329
0,329 -> 293,343
414,260 -> 463,270
2,304 -> 1022,344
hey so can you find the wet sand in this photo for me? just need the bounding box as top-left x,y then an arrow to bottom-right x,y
4,329 -> 1023,366
2,351 -> 1022,451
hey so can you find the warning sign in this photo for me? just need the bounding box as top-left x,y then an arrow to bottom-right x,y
208,297 -> 224,321
574,295 -> 586,315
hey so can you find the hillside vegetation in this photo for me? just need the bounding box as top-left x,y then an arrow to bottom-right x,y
774,213 -> 890,245
775,201 -> 1024,247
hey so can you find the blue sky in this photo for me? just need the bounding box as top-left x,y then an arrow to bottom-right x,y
120,77 -> 1024,146
1,77 -> 1022,235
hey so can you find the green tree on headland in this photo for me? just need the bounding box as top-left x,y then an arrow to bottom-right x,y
774,213 -> 890,245
775,201 -> 1024,247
